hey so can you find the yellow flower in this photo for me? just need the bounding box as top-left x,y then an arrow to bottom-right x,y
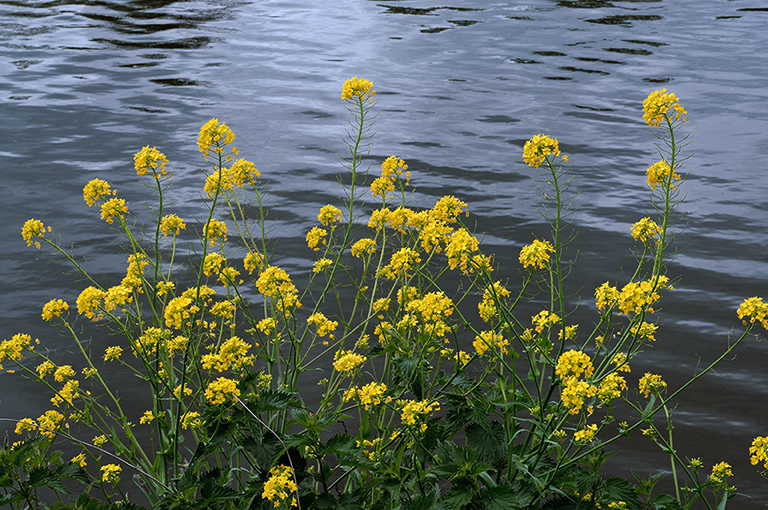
204,377 -> 240,405
82,179 -> 114,206
419,220 -> 452,253
749,436 -> 768,469
598,373 -> 627,404
229,158 -> 259,185
737,296 -> 768,330
558,324 -> 578,341
244,250 -> 265,274
100,197 -> 128,224
532,309 -> 560,333
318,204 -> 343,226
71,453 -> 87,468
631,217 -> 662,243
14,418 -> 36,435
139,410 -> 154,424
400,399 -> 440,427
630,321 -> 658,342
160,214 -> 186,236
381,247 -> 421,280
54,365 -> 75,382
617,276 -> 671,315
22,218 -> 51,249
523,134 -> 562,168
709,461 -> 733,486
646,160 -> 682,189
164,296 -> 199,329
36,361 -> 55,378
347,382 -> 391,410
203,218 -> 228,248
367,207 -> 391,230
312,258 -> 332,273
478,281 -> 510,322
36,410 -> 65,438
610,352 -> 631,372
257,317 -> 277,335
204,168 -> 235,197
473,330 -> 509,356
333,350 -> 366,374
0,333 -> 33,364
595,282 -> 619,312
555,350 -> 594,380
261,465 -> 298,508
642,88 -> 687,127
181,411 -> 201,429
100,464 -> 121,484
341,76 -> 375,101
104,346 -> 123,361
198,118 -> 235,157
351,238 -> 377,258
93,435 -> 107,447
519,239 -> 554,269
134,146 -> 168,178
381,155 -> 408,179
306,226 -> 327,251
203,252 -> 225,276
156,281 -> 175,296
573,424 -> 598,444
430,196 -> 467,224
638,372 -> 667,398
445,229 -> 479,273
307,313 -> 338,338
560,378 -> 597,415
104,285 -> 133,312
371,175 -> 395,201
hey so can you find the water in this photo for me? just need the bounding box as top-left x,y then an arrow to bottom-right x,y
3,0 -> 768,506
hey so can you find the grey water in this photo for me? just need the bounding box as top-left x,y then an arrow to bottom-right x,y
2,0 -> 768,506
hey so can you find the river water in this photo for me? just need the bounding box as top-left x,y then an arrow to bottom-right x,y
2,0 -> 768,506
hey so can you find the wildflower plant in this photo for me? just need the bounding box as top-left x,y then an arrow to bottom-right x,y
1,79 -> 764,510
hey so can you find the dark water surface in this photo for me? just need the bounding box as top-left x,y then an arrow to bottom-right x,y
3,0 -> 768,506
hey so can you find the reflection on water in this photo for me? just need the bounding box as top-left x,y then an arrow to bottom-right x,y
3,0 -> 768,506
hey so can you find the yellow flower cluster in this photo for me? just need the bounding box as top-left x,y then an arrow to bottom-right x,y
204,376 -> 240,405
159,213 -> 186,237
256,266 -> 300,312
203,218 -> 227,248
21,218 -> 51,249
333,350 -> 366,374
400,399 -> 440,428
473,330 -> 509,356
642,88 -> 687,127
381,247 -> 421,280
617,276 -> 671,315
594,282 -> 619,312
445,229 -> 479,273
203,159 -> 259,198
257,317 -> 277,335
430,195 -> 467,224
100,464 -> 121,484
261,465 -> 298,508
134,146 -> 168,178
478,281 -> 510,322
164,296 -> 199,329
244,250 -> 265,274
318,204 -> 342,226
100,198 -> 128,224
82,179 -> 114,207
306,226 -> 327,251
0,333 -> 33,368
344,382 -> 391,410
749,436 -> 768,470
519,239 -> 554,270
15,410 -> 65,438
371,156 -> 409,201
523,134 -> 563,168
556,350 -> 597,415
737,296 -> 768,330
351,238 -> 377,258
197,118 -> 236,157
573,423 -> 597,444
631,217 -> 662,243
597,373 -> 627,405
532,309 -> 560,333
709,461 -> 733,486
407,291 -> 453,325
202,336 -> 253,372
646,160 -> 681,190
307,312 -> 338,338
341,76 -> 375,101
638,372 -> 667,398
